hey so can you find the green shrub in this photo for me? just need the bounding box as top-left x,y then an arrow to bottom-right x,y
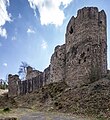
3,107 -> 10,112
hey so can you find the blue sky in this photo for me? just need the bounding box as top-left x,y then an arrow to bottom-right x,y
0,0 -> 110,80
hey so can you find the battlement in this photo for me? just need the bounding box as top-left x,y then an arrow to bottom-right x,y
77,7 -> 98,20
66,7 -> 106,48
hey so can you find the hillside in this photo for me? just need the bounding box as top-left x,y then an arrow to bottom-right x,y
11,78 -> 110,119
0,74 -> 110,119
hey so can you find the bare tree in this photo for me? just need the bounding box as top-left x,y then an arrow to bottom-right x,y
18,62 -> 29,80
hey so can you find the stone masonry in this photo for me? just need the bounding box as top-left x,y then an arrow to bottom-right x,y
26,66 -> 42,80
50,44 -> 66,83
8,74 -> 20,97
65,7 -> 107,87
8,7 -> 107,97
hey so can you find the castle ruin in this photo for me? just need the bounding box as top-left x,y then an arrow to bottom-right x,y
8,7 -> 107,97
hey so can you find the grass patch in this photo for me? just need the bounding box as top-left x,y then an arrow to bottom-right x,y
0,109 -> 4,114
3,107 -> 11,112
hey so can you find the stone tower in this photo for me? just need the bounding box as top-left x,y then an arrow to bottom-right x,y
65,7 -> 107,87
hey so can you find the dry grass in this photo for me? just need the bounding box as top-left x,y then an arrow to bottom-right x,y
0,108 -> 33,119
14,79 -> 110,119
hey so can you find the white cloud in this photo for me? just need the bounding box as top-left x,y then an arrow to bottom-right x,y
28,0 -> 73,26
41,40 -> 48,49
12,36 -> 16,41
0,27 -> 7,39
3,63 -> 8,67
27,28 -> 35,34
0,0 -> 11,38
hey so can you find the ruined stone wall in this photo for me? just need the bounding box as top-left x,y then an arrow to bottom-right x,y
50,44 -> 66,83
18,73 -> 43,95
65,7 -> 107,87
98,10 -> 107,76
8,68 -> 44,96
8,74 -> 20,97
43,65 -> 50,85
26,66 -> 42,80
8,7 -> 107,96
8,66 -> 49,96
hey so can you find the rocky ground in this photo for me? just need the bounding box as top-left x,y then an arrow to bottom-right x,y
14,79 -> 110,119
0,77 -> 110,120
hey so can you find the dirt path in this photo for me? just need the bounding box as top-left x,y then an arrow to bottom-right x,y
0,108 -> 96,120
20,113 -> 90,120
20,112 -> 94,120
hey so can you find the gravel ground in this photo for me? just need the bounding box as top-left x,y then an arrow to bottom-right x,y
20,112 -> 94,120
0,108 -> 96,120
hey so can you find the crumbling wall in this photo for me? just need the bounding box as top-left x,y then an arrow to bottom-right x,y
50,44 -> 66,83
26,66 -> 42,80
43,65 -> 50,85
8,72 -> 44,96
8,7 -> 107,96
18,73 -> 43,95
98,10 -> 107,76
8,74 -> 20,97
